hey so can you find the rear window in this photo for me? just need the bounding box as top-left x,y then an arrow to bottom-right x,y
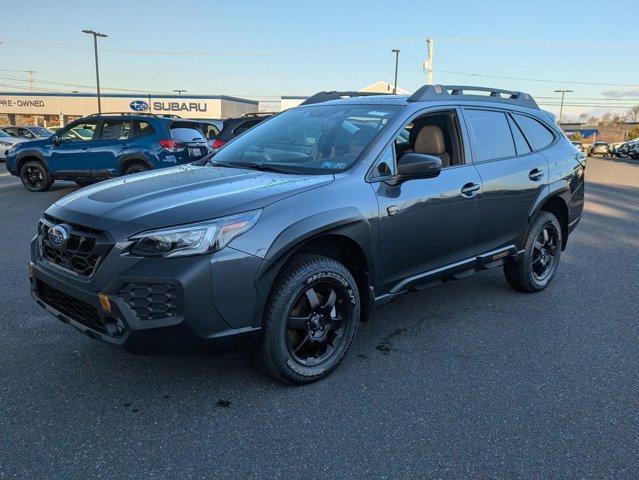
464,109 -> 516,162
170,125 -> 206,142
131,121 -> 156,138
513,114 -> 555,151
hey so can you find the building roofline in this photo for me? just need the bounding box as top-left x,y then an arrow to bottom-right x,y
0,92 -> 258,104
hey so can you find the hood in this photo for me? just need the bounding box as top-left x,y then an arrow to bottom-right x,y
53,164 -> 333,228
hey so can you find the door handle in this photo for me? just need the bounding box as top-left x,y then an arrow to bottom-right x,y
529,168 -> 544,181
460,182 -> 480,197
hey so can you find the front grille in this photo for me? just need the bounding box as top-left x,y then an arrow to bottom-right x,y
118,283 -> 177,320
37,281 -> 106,334
38,215 -> 112,277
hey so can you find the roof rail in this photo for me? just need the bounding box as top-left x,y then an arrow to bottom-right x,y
299,91 -> 384,106
407,84 -> 539,109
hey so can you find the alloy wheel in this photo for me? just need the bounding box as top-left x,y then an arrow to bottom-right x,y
531,223 -> 559,283
24,165 -> 44,190
285,280 -> 353,367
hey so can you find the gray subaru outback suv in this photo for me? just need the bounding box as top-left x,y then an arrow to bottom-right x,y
30,85 -> 585,384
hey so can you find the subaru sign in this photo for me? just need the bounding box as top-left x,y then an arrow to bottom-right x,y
130,100 -> 149,112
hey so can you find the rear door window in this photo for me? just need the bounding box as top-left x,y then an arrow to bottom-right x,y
512,114 -> 555,151
99,119 -> 131,140
464,109 -> 516,162
170,126 -> 206,142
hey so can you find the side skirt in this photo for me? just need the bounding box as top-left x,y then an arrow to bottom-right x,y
374,245 -> 523,307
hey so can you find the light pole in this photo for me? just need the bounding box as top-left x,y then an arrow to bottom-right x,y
554,89 -> 573,125
173,89 -> 186,95
82,29 -> 108,114
391,49 -> 400,94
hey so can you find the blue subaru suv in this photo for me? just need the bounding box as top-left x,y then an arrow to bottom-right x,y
5,113 -> 209,191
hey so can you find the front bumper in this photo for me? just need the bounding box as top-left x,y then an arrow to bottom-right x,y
30,237 -> 265,353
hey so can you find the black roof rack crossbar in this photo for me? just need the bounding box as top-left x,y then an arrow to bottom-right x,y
407,84 -> 539,109
242,112 -> 278,117
299,91 -> 385,106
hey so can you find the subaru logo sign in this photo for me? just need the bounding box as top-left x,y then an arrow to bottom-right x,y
130,100 -> 149,112
48,224 -> 70,249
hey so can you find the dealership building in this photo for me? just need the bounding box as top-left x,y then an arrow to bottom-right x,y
0,92 -> 258,127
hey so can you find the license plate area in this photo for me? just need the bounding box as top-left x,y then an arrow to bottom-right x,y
188,147 -> 201,156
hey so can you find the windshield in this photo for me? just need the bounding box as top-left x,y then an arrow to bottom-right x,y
0,130 -> 10,138
212,104 -> 399,174
31,126 -> 54,136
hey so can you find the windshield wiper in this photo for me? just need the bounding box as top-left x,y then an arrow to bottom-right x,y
225,161 -> 300,174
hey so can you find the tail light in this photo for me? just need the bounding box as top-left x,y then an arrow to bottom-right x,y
212,139 -> 226,149
159,139 -> 185,152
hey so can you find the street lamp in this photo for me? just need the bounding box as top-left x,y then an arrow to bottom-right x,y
173,89 -> 186,95
391,49 -> 400,95
82,29 -> 108,114
554,89 -> 573,125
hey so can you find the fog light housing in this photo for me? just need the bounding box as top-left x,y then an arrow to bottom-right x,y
99,294 -> 111,314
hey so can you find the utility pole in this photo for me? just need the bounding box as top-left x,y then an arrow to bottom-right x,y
82,29 -> 108,114
391,49 -> 400,94
423,37 -> 435,84
173,89 -> 186,95
25,70 -> 37,91
554,89 -> 573,125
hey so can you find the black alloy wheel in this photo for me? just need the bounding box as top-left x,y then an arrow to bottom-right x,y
20,161 -> 53,192
530,222 -> 560,283
285,279 -> 353,367
261,254 -> 360,384
504,211 -> 562,293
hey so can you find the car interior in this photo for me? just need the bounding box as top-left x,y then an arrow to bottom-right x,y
395,110 -> 464,168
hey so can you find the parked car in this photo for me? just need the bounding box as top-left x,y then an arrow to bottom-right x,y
28,84 -> 585,383
570,141 -> 585,154
5,113 -> 209,191
629,142 -> 639,160
1,125 -> 55,140
615,140 -> 638,158
189,119 -> 223,149
0,128 -> 26,161
589,141 -> 609,157
608,142 -> 624,155
211,113 -> 274,149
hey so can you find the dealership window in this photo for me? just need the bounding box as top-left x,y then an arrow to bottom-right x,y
464,109 -> 516,162
100,119 -> 131,140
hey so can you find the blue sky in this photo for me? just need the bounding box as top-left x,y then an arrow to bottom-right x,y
1,0 -> 638,119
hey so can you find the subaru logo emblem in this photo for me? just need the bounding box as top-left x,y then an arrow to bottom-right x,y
130,100 -> 149,112
48,224 -> 70,249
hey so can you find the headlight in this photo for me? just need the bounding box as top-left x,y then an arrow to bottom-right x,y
127,210 -> 261,258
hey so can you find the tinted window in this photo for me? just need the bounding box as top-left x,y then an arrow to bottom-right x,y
131,121 -> 156,138
60,121 -> 98,142
464,109 -> 515,162
233,120 -> 261,136
100,119 -> 131,140
507,115 -> 531,155
170,127 -> 206,142
513,114 -> 554,150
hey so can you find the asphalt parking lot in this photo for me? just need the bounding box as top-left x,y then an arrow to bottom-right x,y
0,157 -> 637,479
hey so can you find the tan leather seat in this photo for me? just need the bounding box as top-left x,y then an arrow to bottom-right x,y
412,125 -> 451,167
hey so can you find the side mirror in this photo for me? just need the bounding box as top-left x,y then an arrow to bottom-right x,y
51,135 -> 62,146
397,153 -> 442,179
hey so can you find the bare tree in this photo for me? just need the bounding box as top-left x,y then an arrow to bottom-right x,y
625,105 -> 639,122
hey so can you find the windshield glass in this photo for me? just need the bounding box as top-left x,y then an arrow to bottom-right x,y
212,104 -> 399,174
31,127 -> 54,136
0,130 -> 10,138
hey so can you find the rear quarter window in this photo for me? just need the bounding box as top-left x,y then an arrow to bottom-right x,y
512,114 -> 555,151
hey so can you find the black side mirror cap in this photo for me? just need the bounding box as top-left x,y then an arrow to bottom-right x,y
397,153 -> 442,179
